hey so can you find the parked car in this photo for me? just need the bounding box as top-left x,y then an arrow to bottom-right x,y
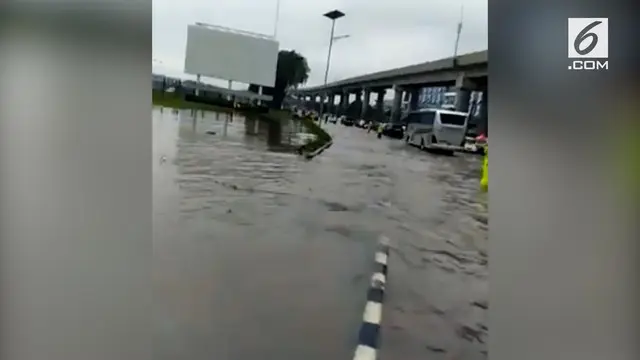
381,123 -> 405,139
328,115 -> 338,124
356,119 -> 367,128
340,116 -> 355,126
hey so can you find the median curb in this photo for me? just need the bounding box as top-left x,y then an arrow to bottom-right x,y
303,140 -> 333,160
352,235 -> 390,360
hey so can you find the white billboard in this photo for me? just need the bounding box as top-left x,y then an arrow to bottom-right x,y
184,23 -> 279,88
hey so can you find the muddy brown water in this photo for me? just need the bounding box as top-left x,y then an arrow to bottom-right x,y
153,107 -> 487,360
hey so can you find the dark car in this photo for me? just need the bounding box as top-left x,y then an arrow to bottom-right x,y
341,116 -> 355,126
381,123 -> 405,138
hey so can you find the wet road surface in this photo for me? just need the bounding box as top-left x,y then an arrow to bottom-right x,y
153,108 -> 488,360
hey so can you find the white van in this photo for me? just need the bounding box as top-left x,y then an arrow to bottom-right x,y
403,108 -> 469,154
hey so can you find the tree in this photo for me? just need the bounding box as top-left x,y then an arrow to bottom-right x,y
249,50 -> 310,109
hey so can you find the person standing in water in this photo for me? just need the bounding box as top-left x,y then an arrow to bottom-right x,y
480,143 -> 488,192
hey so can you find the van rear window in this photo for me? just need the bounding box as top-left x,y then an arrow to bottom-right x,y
439,113 -> 467,126
407,112 -> 435,125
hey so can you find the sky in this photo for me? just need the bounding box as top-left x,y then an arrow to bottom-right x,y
152,0 -> 487,90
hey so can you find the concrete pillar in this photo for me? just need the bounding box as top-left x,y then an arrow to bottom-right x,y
354,91 -> 362,119
376,91 -> 384,106
455,72 -> 475,89
479,90 -> 488,135
361,88 -> 371,119
372,91 -> 385,122
375,91 -> 385,112
455,89 -> 471,113
340,91 -> 348,115
454,73 -> 476,113
329,93 -> 336,114
409,88 -> 420,111
319,92 -> 328,115
391,85 -> 403,122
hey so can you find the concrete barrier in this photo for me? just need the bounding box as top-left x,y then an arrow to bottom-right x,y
303,140 -> 333,160
352,235 -> 390,360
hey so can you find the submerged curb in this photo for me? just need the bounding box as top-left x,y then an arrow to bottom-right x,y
352,235 -> 390,360
303,140 -> 333,160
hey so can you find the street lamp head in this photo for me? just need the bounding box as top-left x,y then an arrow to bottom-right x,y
332,34 -> 350,41
323,9 -> 345,20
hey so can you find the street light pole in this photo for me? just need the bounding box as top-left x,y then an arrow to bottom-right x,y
453,3 -> 464,67
273,0 -> 281,38
322,20 -> 336,90
319,10 -> 345,120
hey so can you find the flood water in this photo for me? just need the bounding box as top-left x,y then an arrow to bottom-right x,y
153,107 -> 488,360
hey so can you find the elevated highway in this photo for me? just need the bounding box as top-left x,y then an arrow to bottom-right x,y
292,50 -> 487,123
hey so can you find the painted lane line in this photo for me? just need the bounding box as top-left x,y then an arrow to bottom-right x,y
371,272 -> 386,289
352,235 -> 391,360
363,301 -> 382,325
353,344 -> 377,360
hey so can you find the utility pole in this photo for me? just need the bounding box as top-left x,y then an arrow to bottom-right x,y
453,3 -> 464,67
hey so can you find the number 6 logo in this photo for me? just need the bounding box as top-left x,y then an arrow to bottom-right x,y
568,18 -> 608,59
574,21 -> 601,56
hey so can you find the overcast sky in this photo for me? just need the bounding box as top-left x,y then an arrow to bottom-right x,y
152,0 -> 487,89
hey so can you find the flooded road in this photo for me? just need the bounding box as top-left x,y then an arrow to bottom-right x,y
153,108 -> 487,360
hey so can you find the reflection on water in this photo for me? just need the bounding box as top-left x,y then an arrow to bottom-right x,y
155,106 -> 309,151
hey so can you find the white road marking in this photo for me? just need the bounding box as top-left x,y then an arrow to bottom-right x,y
363,301 -> 382,324
353,344 -> 377,360
371,272 -> 386,286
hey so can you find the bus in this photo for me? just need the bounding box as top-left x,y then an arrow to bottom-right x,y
403,108 -> 469,154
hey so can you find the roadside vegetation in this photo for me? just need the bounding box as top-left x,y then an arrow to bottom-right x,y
295,115 -> 331,153
152,89 -> 232,112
